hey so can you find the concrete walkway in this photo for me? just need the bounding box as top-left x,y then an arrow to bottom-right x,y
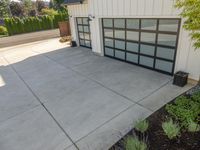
0,38 -> 193,150
0,29 -> 60,48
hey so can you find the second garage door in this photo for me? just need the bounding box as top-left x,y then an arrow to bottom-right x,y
102,18 -> 181,75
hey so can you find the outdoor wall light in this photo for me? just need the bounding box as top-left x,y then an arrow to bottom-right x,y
88,14 -> 95,21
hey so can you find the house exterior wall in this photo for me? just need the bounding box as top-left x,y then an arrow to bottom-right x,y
67,0 -> 200,81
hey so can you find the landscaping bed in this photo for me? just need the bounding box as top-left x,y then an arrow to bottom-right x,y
110,85 -> 200,150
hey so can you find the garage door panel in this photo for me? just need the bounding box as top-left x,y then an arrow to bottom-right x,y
103,18 -> 180,75
77,17 -> 92,49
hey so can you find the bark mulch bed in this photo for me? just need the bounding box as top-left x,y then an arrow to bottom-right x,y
109,85 -> 200,150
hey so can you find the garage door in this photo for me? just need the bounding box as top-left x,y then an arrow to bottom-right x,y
102,18 -> 181,75
77,17 -> 92,48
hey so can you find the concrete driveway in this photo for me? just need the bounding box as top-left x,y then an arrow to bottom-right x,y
0,38 -> 193,150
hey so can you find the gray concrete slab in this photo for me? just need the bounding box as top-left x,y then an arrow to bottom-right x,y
139,81 -> 193,111
44,80 -> 133,141
0,106 -> 73,150
0,39 -> 194,150
0,57 -> 39,123
73,56 -> 172,102
76,104 -> 151,150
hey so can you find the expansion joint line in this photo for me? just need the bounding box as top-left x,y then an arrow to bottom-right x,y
2,56 -> 79,150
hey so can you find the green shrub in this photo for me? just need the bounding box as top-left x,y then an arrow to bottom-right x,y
191,91 -> 200,103
3,12 -> 68,35
0,26 -> 8,35
165,95 -> 200,127
188,120 -> 200,132
135,120 -> 149,133
162,118 -> 180,139
125,136 -> 147,150
41,8 -> 58,16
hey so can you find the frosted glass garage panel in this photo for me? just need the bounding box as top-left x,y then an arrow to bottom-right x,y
159,19 -> 179,32
140,44 -> 155,56
155,59 -> 173,73
126,42 -> 138,53
141,19 -> 157,30
127,31 -> 139,41
141,32 -> 156,44
114,19 -> 125,28
83,18 -> 88,24
127,19 -> 139,29
105,47 -> 114,56
115,40 -> 125,50
77,18 -> 82,24
156,47 -> 175,60
115,50 -> 125,60
126,53 -> 138,63
104,29 -> 113,38
139,56 -> 154,68
158,34 -> 177,47
80,39 -> 85,45
79,33 -> 84,39
105,38 -> 114,47
115,30 -> 125,39
84,26 -> 89,32
85,40 -> 91,47
78,25 -> 83,32
103,19 -> 113,28
84,33 -> 90,40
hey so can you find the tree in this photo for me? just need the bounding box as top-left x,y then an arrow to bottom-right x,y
176,0 -> 200,49
9,1 -> 24,17
0,0 -> 11,18
36,0 -> 45,13
21,0 -> 33,16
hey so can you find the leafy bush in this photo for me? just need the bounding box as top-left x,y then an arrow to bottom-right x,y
187,120 -> 200,132
162,118 -> 180,139
125,136 -> 147,150
41,8 -> 58,16
3,13 -> 68,35
165,95 -> 200,127
0,26 -> 8,35
135,120 -> 149,133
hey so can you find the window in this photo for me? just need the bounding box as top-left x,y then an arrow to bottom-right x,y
102,18 -> 180,75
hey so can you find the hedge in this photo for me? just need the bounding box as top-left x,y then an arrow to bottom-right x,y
4,13 -> 68,36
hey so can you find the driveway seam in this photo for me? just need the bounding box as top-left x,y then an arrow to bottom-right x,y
35,50 -> 161,112
0,104 -> 41,125
30,50 -> 173,144
2,56 -> 80,150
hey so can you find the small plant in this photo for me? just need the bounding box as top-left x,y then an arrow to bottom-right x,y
125,136 -> 147,150
188,120 -> 200,132
135,120 -> 149,133
165,95 -> 200,127
0,26 -> 8,35
162,118 -> 180,139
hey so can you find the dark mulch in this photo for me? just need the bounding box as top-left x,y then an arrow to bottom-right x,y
109,85 -> 200,150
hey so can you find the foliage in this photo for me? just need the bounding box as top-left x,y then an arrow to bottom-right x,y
36,0 -> 46,12
187,120 -> 200,132
162,118 -> 181,139
4,13 -> 67,35
125,136 -> 147,150
41,8 -> 58,16
0,26 -> 8,35
165,95 -> 200,127
0,0 -> 11,18
135,120 -> 149,133
191,91 -> 200,103
175,0 -> 200,49
21,0 -> 33,16
10,1 -> 24,17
